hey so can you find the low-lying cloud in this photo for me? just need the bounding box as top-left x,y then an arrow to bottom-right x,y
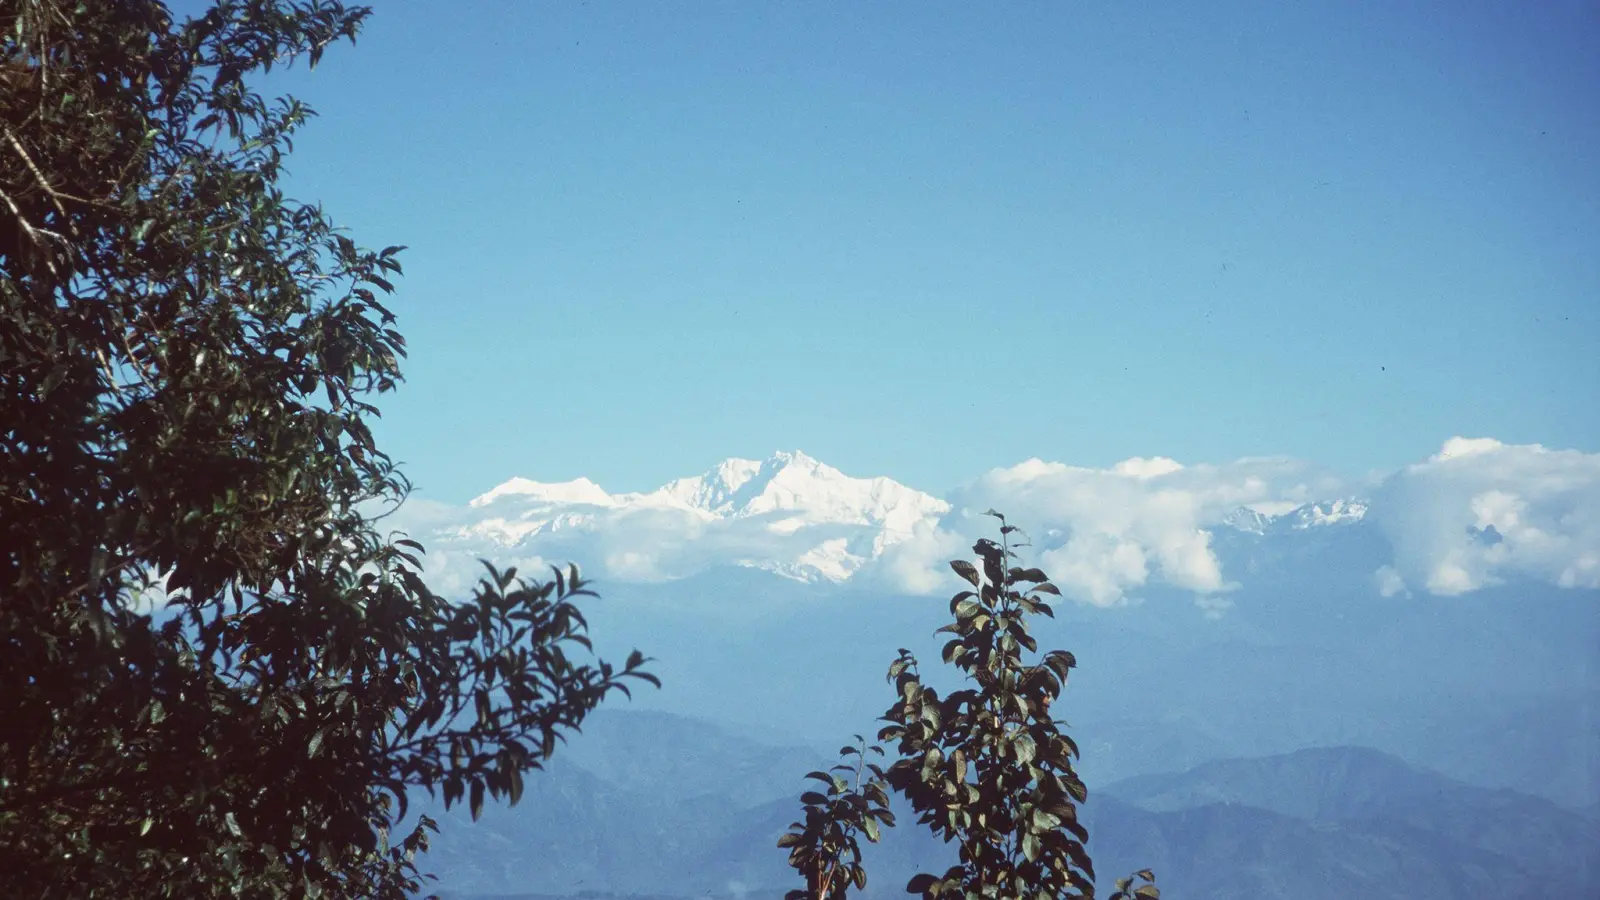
393,438 -> 1600,607
1369,437 -> 1600,596
872,455 -> 1351,607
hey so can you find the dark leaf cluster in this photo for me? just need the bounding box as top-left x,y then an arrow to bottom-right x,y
783,513 -> 1158,900
0,2 -> 654,897
777,736 -> 896,900
882,513 -> 1099,900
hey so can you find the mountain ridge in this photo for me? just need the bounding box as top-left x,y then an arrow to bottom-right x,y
1101,744 -> 1599,894
404,449 -> 1375,593
420,712 -> 1595,900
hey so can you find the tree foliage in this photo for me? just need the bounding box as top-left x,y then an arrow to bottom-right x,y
778,736 -> 897,900
783,513 -> 1157,900
0,2 -> 654,897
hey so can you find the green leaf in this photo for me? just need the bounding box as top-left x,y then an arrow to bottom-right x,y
950,560 -> 981,586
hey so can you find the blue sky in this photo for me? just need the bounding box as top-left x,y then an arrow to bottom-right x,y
257,1 -> 1598,503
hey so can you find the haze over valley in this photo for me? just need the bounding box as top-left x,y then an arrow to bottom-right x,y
391,439 -> 1600,899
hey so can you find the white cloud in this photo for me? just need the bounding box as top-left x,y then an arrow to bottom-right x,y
1431,436 -> 1506,462
385,440 -> 1600,607
390,496 -> 915,595
861,520 -> 969,595
1370,438 -> 1600,595
871,455 -> 1348,608
1113,456 -> 1186,479
873,439 -> 1600,604
1373,564 -> 1410,598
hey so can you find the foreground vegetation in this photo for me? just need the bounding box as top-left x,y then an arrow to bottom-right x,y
3,2 -> 1148,897
1,2 -> 654,896
781,515 -> 1156,900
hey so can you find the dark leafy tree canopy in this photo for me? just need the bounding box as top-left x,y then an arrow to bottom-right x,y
1,2 -> 654,897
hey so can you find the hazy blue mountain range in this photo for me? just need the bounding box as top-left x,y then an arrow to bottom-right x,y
1084,794 -> 1555,900
393,447 -> 1595,897
395,449 -> 1598,806
564,566 -> 1597,808
1100,746 -> 1598,893
424,712 -> 1596,900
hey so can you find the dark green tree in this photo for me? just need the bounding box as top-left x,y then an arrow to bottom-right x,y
778,735 -> 897,900
783,513 -> 1157,900
1,2 -> 654,897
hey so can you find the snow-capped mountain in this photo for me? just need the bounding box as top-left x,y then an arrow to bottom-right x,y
470,476 -> 614,508
405,450 -> 950,593
1288,498 -> 1368,529
399,435 -> 1600,607
1222,499 -> 1369,535
647,450 -> 944,531
395,449 -> 1388,601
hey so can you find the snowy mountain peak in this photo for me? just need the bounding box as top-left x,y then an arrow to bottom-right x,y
1291,499 -> 1368,529
469,476 -> 613,509
650,452 -> 792,514
1223,499 -> 1369,534
424,452 -> 951,590
1222,506 -> 1276,535
645,450 -> 947,528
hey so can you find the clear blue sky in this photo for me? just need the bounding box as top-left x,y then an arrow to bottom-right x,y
258,0 -> 1597,503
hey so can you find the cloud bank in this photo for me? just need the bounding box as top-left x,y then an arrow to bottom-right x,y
870,455 -> 1351,606
394,439 -> 1600,607
874,437 -> 1600,606
1368,437 -> 1600,596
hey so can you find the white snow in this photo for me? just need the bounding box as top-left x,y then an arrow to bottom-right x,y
1221,498 -> 1369,534
421,450 -> 949,586
390,439 -> 1600,601
1291,499 -> 1368,528
469,476 -> 615,508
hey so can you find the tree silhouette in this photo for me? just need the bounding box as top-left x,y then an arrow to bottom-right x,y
782,513 -> 1158,900
1,3 -> 653,897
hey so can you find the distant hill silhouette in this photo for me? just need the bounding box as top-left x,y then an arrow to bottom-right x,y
1099,745 -> 1598,898
424,712 -> 1596,900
